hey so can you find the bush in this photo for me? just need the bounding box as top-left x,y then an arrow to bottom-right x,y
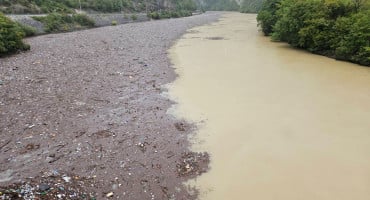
148,10 -> 192,20
16,22 -> 37,37
111,20 -> 117,26
148,12 -> 160,20
72,14 -> 95,27
0,12 -> 30,56
131,14 -> 137,21
33,13 -> 95,33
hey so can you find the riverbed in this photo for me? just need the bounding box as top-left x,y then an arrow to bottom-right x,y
168,13 -> 370,200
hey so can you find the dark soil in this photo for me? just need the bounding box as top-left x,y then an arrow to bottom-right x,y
0,12 -> 220,199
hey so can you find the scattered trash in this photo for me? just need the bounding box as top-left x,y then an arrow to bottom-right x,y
177,152 -> 209,177
27,124 -> 36,129
0,172 -> 95,199
62,176 -> 71,183
174,122 -> 186,131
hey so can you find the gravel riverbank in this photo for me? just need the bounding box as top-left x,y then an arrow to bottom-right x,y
0,12 -> 220,199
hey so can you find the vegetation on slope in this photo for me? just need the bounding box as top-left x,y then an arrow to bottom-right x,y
240,0 -> 264,13
0,12 -> 31,56
147,0 -> 196,19
197,0 -> 263,13
33,13 -> 95,33
0,0 -> 198,14
257,0 -> 370,66
201,0 -> 240,11
0,0 -> 75,14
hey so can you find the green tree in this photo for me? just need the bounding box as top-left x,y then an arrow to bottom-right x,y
256,0 -> 281,35
333,10 -> 370,65
257,0 -> 370,66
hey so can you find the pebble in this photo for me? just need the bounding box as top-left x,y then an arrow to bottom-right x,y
39,183 -> 50,191
106,192 -> 114,197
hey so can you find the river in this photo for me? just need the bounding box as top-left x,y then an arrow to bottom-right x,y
167,13 -> 370,200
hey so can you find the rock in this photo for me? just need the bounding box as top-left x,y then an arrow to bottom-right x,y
0,169 -> 13,183
46,156 -> 54,163
106,192 -> 114,197
39,183 -> 50,191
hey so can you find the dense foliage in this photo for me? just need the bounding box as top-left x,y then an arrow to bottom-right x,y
240,0 -> 263,13
256,0 -> 281,35
257,0 -> 370,66
0,12 -> 30,56
33,13 -> 95,33
147,0 -> 196,19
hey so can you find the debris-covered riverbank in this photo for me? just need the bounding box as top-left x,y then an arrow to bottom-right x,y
0,12 -> 220,199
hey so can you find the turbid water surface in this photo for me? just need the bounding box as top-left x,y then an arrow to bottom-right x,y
168,13 -> 370,200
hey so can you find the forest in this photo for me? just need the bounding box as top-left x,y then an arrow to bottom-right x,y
257,0 -> 370,66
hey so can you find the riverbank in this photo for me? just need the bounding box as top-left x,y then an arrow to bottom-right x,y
0,12 -> 220,199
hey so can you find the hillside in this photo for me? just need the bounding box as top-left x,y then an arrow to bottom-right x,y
240,0 -> 263,13
0,0 -> 196,14
196,0 -> 263,13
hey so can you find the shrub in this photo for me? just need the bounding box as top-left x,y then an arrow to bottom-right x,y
148,12 -> 160,20
131,14 -> 137,21
33,13 -> 95,33
16,22 -> 37,37
111,20 -> 117,25
148,10 -> 192,20
72,14 -> 95,27
0,12 -> 30,56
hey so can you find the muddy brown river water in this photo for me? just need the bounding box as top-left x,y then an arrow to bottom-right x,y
168,13 -> 370,200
